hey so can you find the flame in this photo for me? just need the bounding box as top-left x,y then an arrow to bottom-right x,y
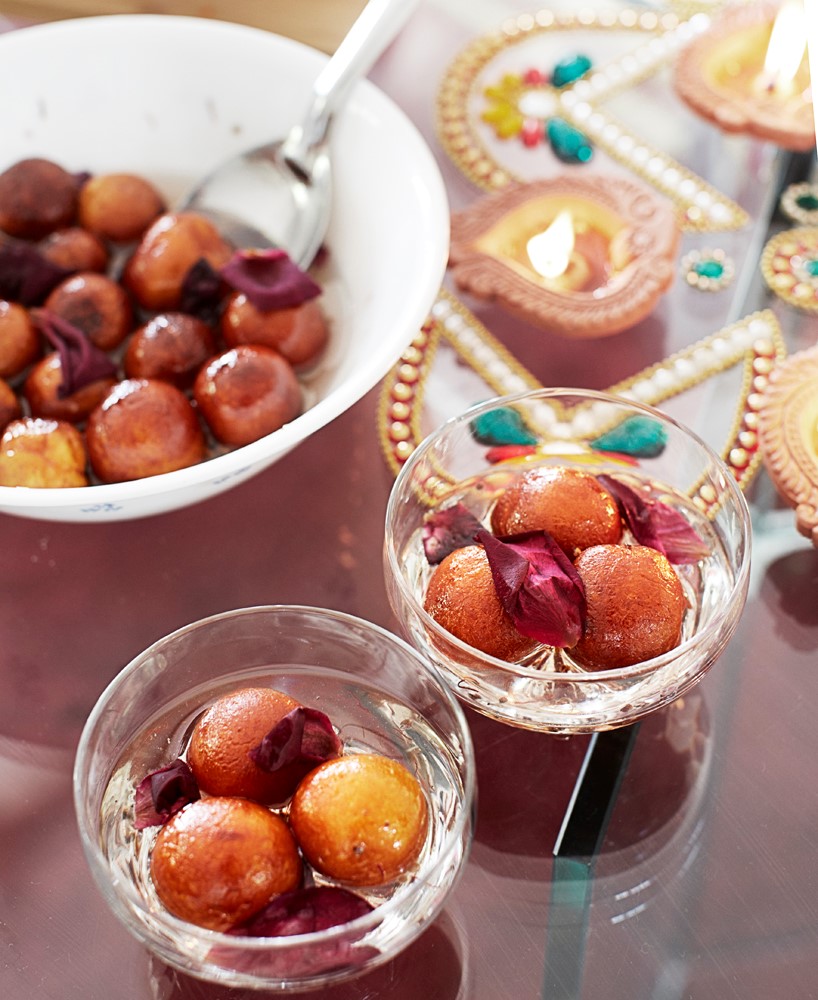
527,210 -> 575,279
762,0 -> 808,95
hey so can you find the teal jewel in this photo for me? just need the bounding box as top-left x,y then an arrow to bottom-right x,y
692,259 -> 725,280
805,258 -> 818,277
470,407 -> 538,446
591,415 -> 668,458
547,117 -> 593,164
551,53 -> 592,88
796,193 -> 818,211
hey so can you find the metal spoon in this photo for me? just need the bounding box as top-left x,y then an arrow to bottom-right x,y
180,0 -> 418,267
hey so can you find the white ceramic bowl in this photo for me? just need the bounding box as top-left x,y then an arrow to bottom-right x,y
0,15 -> 448,521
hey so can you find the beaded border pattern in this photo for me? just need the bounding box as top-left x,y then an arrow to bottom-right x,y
378,289 -> 785,505
436,7 -> 748,233
760,227 -> 818,313
780,184 -> 818,226
681,248 -> 735,291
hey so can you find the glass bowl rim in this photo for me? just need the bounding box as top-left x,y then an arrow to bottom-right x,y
384,386 -> 753,683
72,603 -> 477,954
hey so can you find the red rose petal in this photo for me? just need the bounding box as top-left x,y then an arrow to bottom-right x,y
422,502 -> 485,564
477,528 -> 586,648
221,248 -> 321,311
248,706 -> 341,773
0,240 -> 72,305
32,307 -> 118,397
598,475 -> 709,565
133,758 -> 200,829
235,886 -> 374,938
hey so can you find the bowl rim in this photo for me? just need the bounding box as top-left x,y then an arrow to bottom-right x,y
384,386 -> 753,684
72,604 -> 476,957
0,14 -> 449,514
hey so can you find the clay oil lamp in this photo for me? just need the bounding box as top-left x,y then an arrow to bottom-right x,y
673,0 -> 814,151
448,174 -> 679,338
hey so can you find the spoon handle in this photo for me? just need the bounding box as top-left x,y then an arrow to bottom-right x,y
284,0 -> 419,170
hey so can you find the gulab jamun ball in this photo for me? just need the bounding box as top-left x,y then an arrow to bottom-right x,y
0,378 -> 21,431
0,157 -> 78,239
24,354 -> 116,424
221,294 -> 329,369
423,543 -> 538,662
491,467 -> 622,556
289,753 -> 428,886
124,312 -> 215,388
122,211 -> 234,311
0,300 -> 40,378
187,686 -> 329,804
193,345 -> 302,446
86,378 -> 205,482
572,544 -> 687,670
39,227 -> 110,273
44,271 -> 133,351
150,796 -> 302,932
78,172 -> 165,243
0,416 -> 88,487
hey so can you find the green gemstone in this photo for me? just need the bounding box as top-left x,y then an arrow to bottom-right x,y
470,407 -> 538,446
551,54 -> 592,88
591,415 -> 668,458
692,259 -> 725,279
796,193 -> 818,211
805,258 -> 818,277
546,117 -> 593,164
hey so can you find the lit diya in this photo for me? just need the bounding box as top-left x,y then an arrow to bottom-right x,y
757,344 -> 818,547
447,175 -> 679,338
673,0 -> 814,151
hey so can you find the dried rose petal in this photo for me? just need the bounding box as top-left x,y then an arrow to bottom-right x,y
485,444 -> 537,463
180,257 -> 224,322
598,475 -> 709,565
249,706 -> 341,773
220,248 -> 321,311
422,502 -> 485,565
133,758 -> 200,829
235,886 -> 374,938
32,308 -> 118,397
477,528 -> 586,648
0,241 -> 72,305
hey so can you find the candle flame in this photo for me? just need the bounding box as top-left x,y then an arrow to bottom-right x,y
762,0 -> 808,94
527,210 -> 575,279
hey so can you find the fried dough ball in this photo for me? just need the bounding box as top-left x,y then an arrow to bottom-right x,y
289,754 -> 428,886
122,211 -> 233,311
0,300 -> 40,378
39,227 -> 109,273
491,467 -> 622,556
193,345 -> 301,446
0,158 -> 79,239
423,544 -> 538,661
0,416 -> 88,487
0,378 -> 21,430
573,544 -> 687,670
78,172 -> 165,243
221,294 -> 329,369
86,378 -> 205,483
123,313 -> 215,389
150,797 -> 302,932
187,687 -> 324,804
44,272 -> 133,351
24,354 -> 116,423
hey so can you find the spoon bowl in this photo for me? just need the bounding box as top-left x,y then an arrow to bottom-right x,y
180,0 -> 417,262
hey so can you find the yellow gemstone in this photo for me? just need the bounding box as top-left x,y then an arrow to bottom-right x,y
389,422 -> 411,442
397,363 -> 419,383
739,430 -> 757,449
699,483 -> 717,503
394,441 -> 414,461
392,382 -> 413,402
771,273 -> 796,289
744,412 -> 759,430
752,356 -> 773,374
729,447 -> 749,468
390,401 -> 410,421
402,346 -> 423,366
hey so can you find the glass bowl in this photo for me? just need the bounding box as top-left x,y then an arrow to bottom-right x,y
383,388 -> 751,734
73,606 -> 475,992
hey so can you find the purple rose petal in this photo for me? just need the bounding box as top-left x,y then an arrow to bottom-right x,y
133,758 -> 200,830
0,241 -> 72,305
477,529 -> 586,648
422,502 -> 485,565
32,308 -> 118,397
236,886 -> 374,938
248,706 -> 341,773
180,257 -> 224,322
220,248 -> 321,311
598,475 -> 710,565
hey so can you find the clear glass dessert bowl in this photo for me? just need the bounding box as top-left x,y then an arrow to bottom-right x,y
73,606 -> 475,991
383,388 -> 751,734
